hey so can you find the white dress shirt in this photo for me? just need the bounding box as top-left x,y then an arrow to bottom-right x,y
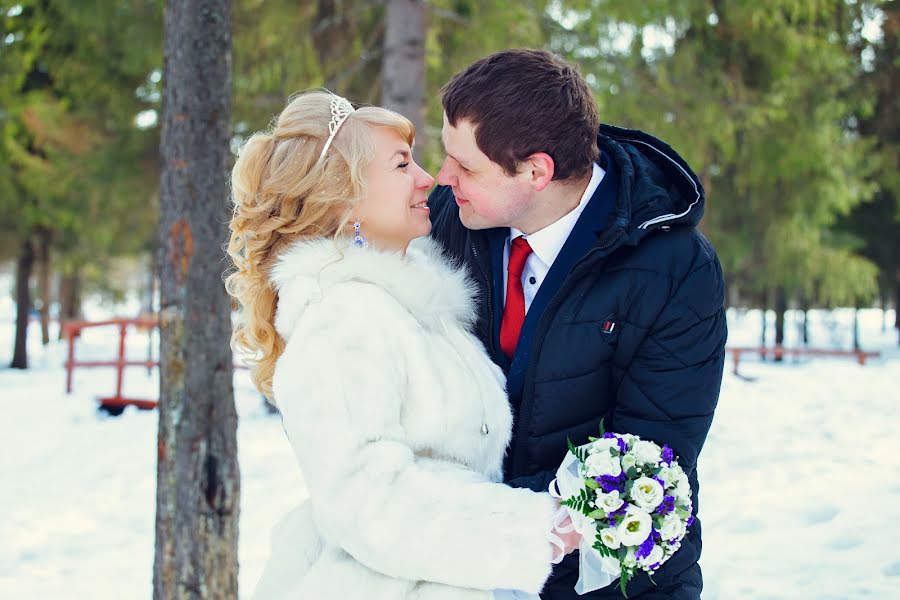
503,161 -> 605,313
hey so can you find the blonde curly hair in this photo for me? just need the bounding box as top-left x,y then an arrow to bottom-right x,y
225,91 -> 415,400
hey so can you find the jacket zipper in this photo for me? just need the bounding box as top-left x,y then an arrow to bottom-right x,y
470,241 -> 496,357
509,228 -> 626,478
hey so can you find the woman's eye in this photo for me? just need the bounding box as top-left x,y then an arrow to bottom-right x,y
398,162 -> 409,169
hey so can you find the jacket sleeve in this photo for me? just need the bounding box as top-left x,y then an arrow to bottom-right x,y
274,289 -> 556,593
505,470 -> 558,494
612,248 -> 727,478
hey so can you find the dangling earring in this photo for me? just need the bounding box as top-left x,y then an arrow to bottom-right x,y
353,220 -> 368,248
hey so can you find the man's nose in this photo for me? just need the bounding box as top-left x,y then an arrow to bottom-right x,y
436,159 -> 454,187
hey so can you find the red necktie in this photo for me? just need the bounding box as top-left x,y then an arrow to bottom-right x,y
500,237 -> 533,360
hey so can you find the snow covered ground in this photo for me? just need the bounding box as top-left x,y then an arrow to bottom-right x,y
0,294 -> 897,598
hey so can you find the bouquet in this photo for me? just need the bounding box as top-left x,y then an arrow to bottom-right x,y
551,423 -> 694,597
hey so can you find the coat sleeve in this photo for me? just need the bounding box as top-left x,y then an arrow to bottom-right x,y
274,289 -> 556,593
612,248 -> 727,479
505,470 -> 558,494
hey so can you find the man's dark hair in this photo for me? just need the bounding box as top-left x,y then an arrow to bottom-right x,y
441,49 -> 600,182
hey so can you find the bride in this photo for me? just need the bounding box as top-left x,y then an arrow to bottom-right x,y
226,91 -> 578,599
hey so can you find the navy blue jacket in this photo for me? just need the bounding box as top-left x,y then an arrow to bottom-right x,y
428,125 -> 727,599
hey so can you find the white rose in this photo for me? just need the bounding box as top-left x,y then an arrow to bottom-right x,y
599,527 -> 621,550
599,555 -> 622,578
631,476 -> 665,512
675,476 -> 691,500
639,544 -> 664,568
621,453 -> 637,473
595,490 -> 625,513
657,466 -> 675,488
664,464 -> 686,489
632,440 -> 662,465
591,437 -> 620,454
616,507 -> 652,546
584,451 -> 622,478
659,513 -> 685,541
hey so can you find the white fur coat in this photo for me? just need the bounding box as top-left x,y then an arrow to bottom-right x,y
251,238 -> 557,600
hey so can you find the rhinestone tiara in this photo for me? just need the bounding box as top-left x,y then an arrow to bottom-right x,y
319,95 -> 355,161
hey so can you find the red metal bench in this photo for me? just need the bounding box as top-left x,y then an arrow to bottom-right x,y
62,318 -> 161,414
63,317 -> 249,414
726,346 -> 881,379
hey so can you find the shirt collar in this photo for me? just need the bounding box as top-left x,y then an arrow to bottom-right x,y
510,161 -> 605,267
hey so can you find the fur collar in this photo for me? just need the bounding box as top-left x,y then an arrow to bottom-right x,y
270,237 -> 478,338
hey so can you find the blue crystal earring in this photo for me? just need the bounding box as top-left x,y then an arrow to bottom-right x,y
353,221 -> 368,248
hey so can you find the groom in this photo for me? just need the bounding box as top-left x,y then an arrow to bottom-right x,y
428,49 -> 727,599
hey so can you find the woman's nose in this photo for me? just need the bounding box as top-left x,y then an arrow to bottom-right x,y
417,165 -> 435,189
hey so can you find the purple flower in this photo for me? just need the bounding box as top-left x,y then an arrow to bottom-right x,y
635,533 -> 656,561
598,472 -> 626,494
655,495 -> 676,516
607,503 -> 628,528
648,561 -> 662,571
660,445 -> 674,466
686,514 -> 695,528
603,432 -> 628,453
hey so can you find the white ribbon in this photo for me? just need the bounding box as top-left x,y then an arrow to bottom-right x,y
548,450 -> 617,595
492,590 -> 541,600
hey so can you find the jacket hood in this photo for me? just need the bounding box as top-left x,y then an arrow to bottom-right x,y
269,236 -> 478,339
598,124 -> 705,246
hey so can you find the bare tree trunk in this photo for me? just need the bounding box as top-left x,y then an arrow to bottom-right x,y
145,251 -> 159,374
774,287 -> 787,362
154,2 -> 239,599
382,0 -> 426,162
853,303 -> 861,351
143,251 -> 158,316
895,282 -> 899,346
800,294 -> 810,347
36,228 -> 52,345
57,268 -> 83,340
759,291 -> 768,360
312,0 -> 384,102
11,238 -> 35,369
313,0 -> 347,91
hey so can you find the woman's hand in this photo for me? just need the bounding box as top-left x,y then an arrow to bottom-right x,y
549,499 -> 582,563
554,514 -> 582,555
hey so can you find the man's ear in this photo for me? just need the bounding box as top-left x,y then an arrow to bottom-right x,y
525,152 -> 555,192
